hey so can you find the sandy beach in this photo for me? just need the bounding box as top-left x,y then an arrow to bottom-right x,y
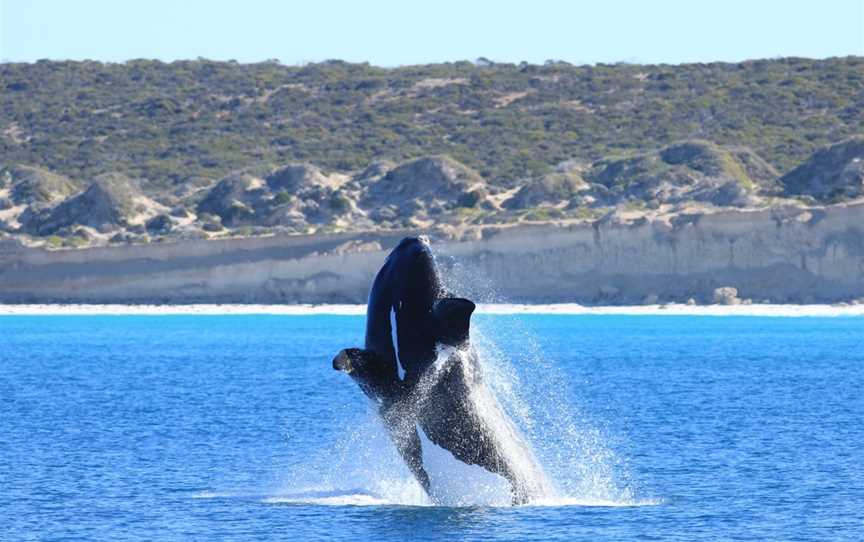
1,303 -> 863,317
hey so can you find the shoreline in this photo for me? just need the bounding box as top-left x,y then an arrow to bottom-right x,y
1,303 -> 863,317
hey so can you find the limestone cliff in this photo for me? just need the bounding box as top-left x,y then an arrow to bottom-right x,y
1,202 -> 861,304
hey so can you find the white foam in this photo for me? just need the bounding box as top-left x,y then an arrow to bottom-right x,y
192,490 -> 235,499
0,303 -> 368,315
262,494 -> 663,508
1,302 -> 862,316
476,303 -> 864,317
196,488 -> 661,508
263,493 -> 392,507
191,490 -> 268,499
528,496 -> 663,508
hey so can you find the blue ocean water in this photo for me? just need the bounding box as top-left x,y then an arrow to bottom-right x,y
1,314 -> 863,541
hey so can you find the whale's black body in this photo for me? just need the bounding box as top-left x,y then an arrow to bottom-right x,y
333,237 -> 534,503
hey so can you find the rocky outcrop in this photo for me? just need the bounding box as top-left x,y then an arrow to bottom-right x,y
449,140 -> 778,214
780,136 -> 864,201
5,165 -> 79,205
145,214 -> 173,234
264,164 -> 356,227
660,141 -> 778,187
266,163 -> 335,192
355,159 -> 395,181
1,202 -> 861,304
713,287 -> 741,305
2,138 -> 862,249
362,156 -> 490,221
582,140 -> 770,207
196,164 -> 356,231
196,171 -> 266,227
27,173 -> 157,234
504,164 -> 587,209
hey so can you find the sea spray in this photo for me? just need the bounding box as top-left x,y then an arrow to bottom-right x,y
274,251 -> 639,506
274,318 -> 639,506
450,345 -> 554,499
416,344 -> 554,503
381,342 -> 547,504
438,255 -> 639,504
470,326 -> 637,503
274,345 -> 462,506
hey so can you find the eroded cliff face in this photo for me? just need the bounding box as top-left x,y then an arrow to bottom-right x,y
1,203 -> 862,304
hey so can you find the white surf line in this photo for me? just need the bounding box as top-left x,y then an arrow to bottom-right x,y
1,303 -> 863,316
476,303 -> 864,317
0,304 -> 366,316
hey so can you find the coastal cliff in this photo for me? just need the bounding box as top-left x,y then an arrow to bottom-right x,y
2,202 -> 861,304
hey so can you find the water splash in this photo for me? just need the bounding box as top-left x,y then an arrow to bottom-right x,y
268,328 -> 644,507
437,254 -> 643,504
415,344 -> 555,504
265,252 -> 652,508
469,325 -> 637,504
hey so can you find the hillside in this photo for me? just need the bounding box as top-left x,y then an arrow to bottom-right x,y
1,57 -> 863,248
3,57 -> 861,179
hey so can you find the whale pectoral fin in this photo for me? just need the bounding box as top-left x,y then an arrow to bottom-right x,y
432,297 -> 476,345
333,348 -> 363,373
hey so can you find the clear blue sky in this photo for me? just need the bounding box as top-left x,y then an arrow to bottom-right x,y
1,0 -> 862,65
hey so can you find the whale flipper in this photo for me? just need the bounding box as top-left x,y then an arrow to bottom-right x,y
432,298 -> 476,346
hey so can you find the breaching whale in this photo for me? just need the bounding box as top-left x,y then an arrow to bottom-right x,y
332,236 -> 545,504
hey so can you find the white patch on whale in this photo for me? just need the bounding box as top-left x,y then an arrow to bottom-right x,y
390,306 -> 405,379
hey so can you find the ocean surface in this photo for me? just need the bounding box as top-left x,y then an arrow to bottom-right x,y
2,314 -> 863,541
